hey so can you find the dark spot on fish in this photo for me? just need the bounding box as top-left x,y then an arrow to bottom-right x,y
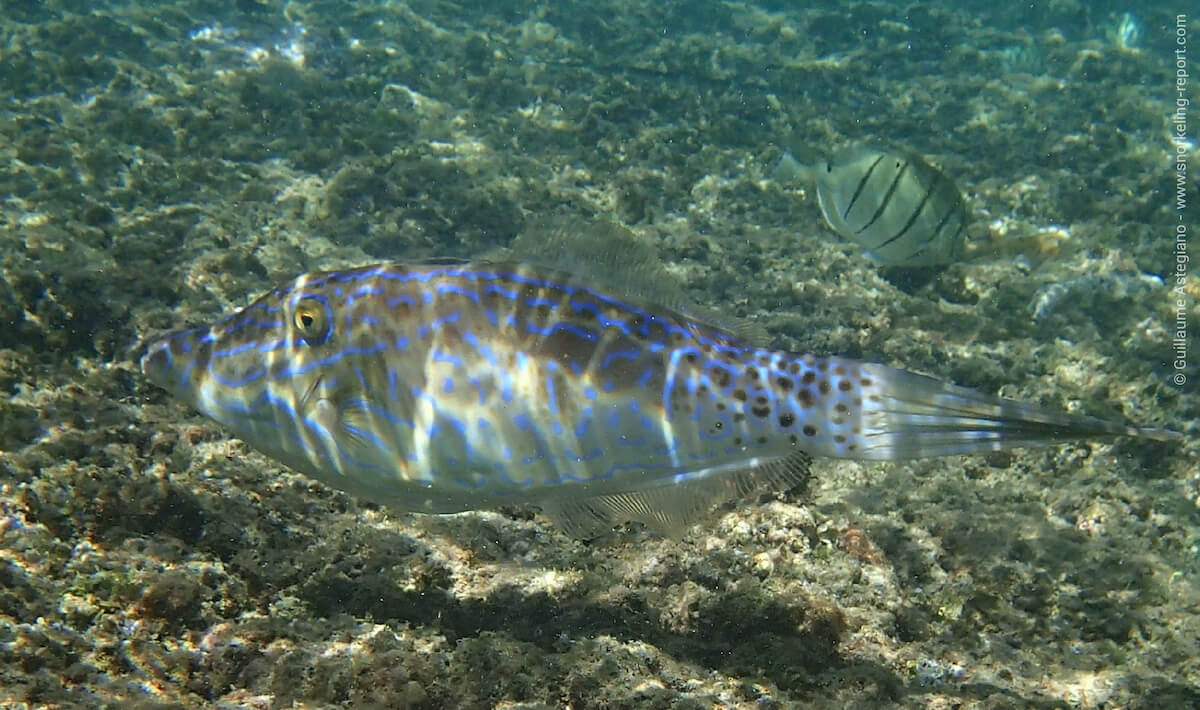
779,413 -> 794,427
776,377 -> 793,391
802,371 -> 816,385
716,401 -> 726,411
733,412 -> 745,422
757,436 -> 768,445
818,380 -> 831,395
751,405 -> 770,418
836,403 -> 849,414
802,425 -> 817,437
838,380 -> 852,392
734,437 -> 743,446
860,377 -> 873,387
438,325 -> 467,350
834,364 -> 846,375
541,328 -> 601,366
733,389 -> 748,402
847,443 -> 857,452
712,368 -> 732,388
816,361 -> 828,372
748,369 -> 759,381
788,362 -> 801,375
835,434 -> 847,444
797,389 -> 815,408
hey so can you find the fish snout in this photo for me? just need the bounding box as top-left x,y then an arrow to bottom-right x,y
141,337 -> 180,390
140,329 -> 209,392
141,338 -> 170,378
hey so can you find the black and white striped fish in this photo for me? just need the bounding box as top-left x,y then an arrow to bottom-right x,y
776,144 -> 968,266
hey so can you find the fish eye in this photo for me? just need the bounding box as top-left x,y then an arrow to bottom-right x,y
292,296 -> 333,346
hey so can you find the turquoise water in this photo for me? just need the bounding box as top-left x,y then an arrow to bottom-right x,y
0,1 -> 1195,707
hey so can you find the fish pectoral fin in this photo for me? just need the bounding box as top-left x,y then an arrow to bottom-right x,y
539,450 -> 813,539
331,397 -> 397,469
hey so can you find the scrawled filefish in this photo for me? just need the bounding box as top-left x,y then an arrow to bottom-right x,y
776,144 -> 968,266
141,239 -> 1174,536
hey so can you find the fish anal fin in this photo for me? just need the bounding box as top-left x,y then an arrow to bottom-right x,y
539,450 -> 813,539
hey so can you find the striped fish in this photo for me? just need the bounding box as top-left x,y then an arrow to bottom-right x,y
776,144 -> 968,266
141,230 -> 1175,536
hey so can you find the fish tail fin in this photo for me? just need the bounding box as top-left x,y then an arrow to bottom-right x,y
853,363 -> 1179,460
773,151 -> 815,184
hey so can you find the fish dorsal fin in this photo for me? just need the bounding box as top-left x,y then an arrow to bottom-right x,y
511,216 -> 667,297
538,450 -> 813,538
412,256 -> 472,266
508,215 -> 769,345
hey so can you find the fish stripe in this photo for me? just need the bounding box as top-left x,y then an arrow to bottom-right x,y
909,184 -> 965,260
843,152 -> 888,221
872,168 -> 938,255
856,158 -> 910,235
